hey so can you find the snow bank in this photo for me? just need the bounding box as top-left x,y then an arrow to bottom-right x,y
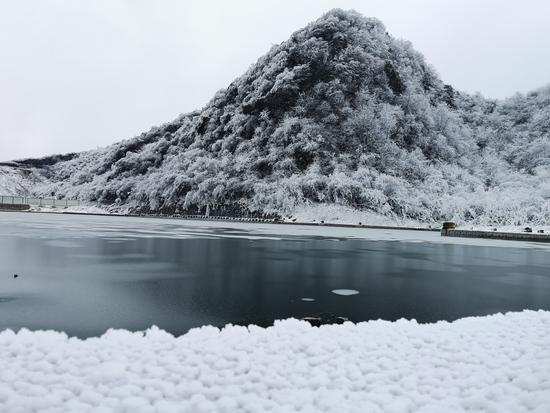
28,205 -> 110,214
288,204 -> 550,234
1,311 -> 549,412
289,203 -> 429,228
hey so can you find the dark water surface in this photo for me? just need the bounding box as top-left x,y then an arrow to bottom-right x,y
1,212 -> 549,337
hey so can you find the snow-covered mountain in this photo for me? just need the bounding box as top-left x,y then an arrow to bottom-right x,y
2,9 -> 550,225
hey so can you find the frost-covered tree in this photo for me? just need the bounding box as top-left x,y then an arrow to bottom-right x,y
3,9 -> 549,226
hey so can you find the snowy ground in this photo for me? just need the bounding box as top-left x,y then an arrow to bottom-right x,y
28,205 -> 110,214
289,204 -> 550,233
1,311 -> 549,412
288,204 -> 431,228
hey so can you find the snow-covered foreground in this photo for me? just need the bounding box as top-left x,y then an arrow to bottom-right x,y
1,311 -> 549,413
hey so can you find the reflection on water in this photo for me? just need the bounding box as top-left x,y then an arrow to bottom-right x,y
0,212 -> 549,338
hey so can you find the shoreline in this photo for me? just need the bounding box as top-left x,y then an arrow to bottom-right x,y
0,208 -> 441,232
2,209 -> 550,243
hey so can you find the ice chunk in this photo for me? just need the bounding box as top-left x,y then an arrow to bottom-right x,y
331,289 -> 359,296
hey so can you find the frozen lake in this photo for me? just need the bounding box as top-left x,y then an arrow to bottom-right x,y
1,212 -> 549,337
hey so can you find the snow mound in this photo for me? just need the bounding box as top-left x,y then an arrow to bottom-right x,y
289,203 -> 429,228
1,311 -> 549,412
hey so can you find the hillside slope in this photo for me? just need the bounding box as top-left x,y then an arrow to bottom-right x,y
2,9 -> 550,225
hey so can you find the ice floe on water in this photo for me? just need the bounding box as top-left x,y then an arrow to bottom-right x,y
300,297 -> 315,302
332,289 -> 360,296
1,310 -> 549,412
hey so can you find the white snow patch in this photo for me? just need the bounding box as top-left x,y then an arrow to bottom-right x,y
1,311 -> 549,412
300,298 -> 315,302
289,203 -> 430,228
287,204 -> 550,235
28,205 -> 109,214
331,289 -> 360,296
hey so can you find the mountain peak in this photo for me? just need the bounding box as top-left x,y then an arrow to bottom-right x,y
311,8 -> 385,32
2,10 -> 549,227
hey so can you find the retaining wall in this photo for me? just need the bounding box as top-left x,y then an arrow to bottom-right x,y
442,229 -> 550,243
0,203 -> 30,211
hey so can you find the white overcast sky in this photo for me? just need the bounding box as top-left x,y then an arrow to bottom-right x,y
1,0 -> 549,161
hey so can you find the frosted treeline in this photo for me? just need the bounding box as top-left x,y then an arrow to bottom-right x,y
12,9 -> 550,225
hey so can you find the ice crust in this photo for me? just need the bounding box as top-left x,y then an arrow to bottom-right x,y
1,311 -> 549,412
3,212 -> 550,250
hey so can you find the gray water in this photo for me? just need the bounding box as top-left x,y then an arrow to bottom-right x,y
1,212 -> 549,337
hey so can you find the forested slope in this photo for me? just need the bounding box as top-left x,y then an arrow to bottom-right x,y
3,9 -> 550,225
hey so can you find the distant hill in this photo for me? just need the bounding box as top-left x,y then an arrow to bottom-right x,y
2,9 -> 550,226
